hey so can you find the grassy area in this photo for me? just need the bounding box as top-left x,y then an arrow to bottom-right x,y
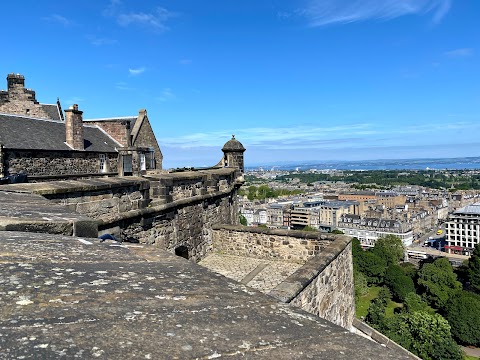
356,286 -> 403,319
385,300 -> 403,317
463,355 -> 479,360
356,286 -> 380,318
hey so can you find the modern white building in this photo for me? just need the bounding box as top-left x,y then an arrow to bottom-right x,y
445,202 -> 480,255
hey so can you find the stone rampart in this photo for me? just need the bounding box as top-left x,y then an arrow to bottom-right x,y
211,225 -> 332,261
210,225 -> 355,328
0,169 -> 242,262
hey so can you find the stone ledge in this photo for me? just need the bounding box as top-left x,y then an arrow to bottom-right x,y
0,177 -> 150,195
97,187 -> 238,226
267,234 -> 352,303
211,224 -> 343,241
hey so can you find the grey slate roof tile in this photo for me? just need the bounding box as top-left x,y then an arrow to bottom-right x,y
0,114 -> 119,152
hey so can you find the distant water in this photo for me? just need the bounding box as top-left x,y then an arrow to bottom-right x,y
246,157 -> 480,171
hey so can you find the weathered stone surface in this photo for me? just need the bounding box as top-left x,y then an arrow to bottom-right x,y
0,190 -> 94,237
212,225 -> 333,261
4,150 -> 118,177
0,231 -> 413,359
209,226 -> 355,329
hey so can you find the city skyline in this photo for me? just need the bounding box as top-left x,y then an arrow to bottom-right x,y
1,0 -> 478,168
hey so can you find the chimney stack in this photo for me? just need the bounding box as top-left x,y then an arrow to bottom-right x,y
64,104 -> 84,150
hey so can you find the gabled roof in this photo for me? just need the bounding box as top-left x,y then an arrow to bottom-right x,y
0,114 -> 120,152
41,104 -> 62,121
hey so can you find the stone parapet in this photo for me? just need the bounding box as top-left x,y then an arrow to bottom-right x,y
210,225 -> 355,329
146,168 -> 238,204
211,225 -> 335,261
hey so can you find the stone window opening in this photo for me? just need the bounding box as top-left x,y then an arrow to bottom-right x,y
175,245 -> 189,259
140,153 -> 146,171
99,154 -> 107,173
25,109 -> 30,115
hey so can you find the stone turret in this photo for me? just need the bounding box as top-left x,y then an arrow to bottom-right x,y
64,104 -> 84,150
221,135 -> 246,173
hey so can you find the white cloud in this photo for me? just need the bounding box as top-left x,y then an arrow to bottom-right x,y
128,67 -> 146,76
115,82 -> 134,91
159,120 -> 480,151
42,14 -> 72,27
117,7 -> 174,31
158,88 -> 176,102
301,0 -> 451,26
444,48 -> 474,58
103,1 -> 175,32
87,35 -> 118,46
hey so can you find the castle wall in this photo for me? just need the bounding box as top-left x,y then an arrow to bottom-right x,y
16,169 -> 242,262
288,241 -> 354,329
211,226 -> 331,261
3,150 -> 118,176
209,226 -> 355,329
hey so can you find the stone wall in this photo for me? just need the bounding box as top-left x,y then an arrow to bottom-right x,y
87,121 -> 130,146
211,226 -> 332,261
121,193 -> 238,262
3,150 -> 118,176
209,225 -> 355,329
133,115 -> 163,170
40,178 -> 151,223
288,241 -> 354,329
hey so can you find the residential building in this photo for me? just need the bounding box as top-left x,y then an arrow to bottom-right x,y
445,202 -> 480,255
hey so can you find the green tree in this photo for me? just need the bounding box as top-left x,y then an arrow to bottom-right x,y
330,229 -> 344,234
372,234 -> 404,266
417,257 -> 462,310
467,243 -> 480,293
384,264 -> 415,302
302,225 -> 317,232
358,250 -> 387,284
366,298 -> 386,327
402,292 -> 434,315
239,214 -> 248,226
382,311 -> 462,360
444,291 -> 480,346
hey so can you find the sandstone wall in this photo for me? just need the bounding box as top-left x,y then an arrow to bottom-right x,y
121,193 -> 238,262
133,116 -> 163,170
209,225 -> 355,329
288,242 -> 354,329
87,121 -> 129,146
42,179 -> 150,223
211,226 -> 331,261
3,150 -> 118,176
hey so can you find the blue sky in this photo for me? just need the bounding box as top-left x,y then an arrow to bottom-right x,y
1,0 -> 478,168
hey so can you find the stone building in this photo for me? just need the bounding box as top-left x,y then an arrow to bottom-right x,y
0,73 -> 162,179
0,73 -> 63,120
338,214 -> 414,246
85,109 -> 163,171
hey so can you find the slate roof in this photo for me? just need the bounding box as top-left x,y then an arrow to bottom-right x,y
41,103 -> 62,121
0,114 -> 120,152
